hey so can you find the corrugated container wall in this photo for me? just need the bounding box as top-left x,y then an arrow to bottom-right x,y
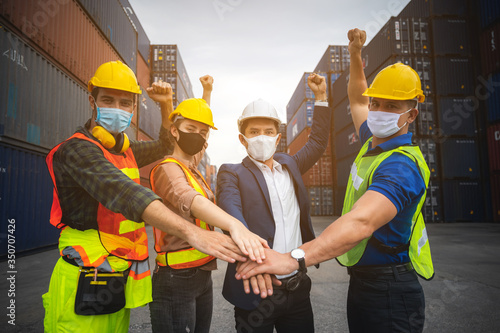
314,45 -> 350,73
432,18 -> 471,56
335,124 -> 361,161
119,0 -> 151,63
333,98 -> 351,133
399,0 -> 469,18
487,123 -> 500,173
0,143 -> 59,257
138,86 -> 162,140
287,72 -> 328,122
286,100 -> 315,146
434,57 -> 474,96
136,53 -> 150,88
424,180 -> 442,222
486,72 -> 500,123
276,123 -> 287,153
491,174 -> 500,222
480,22 -> 500,75
440,139 -> 481,179
77,0 -> 137,71
0,27 -> 89,149
437,97 -> 478,136
443,180 -> 484,222
0,0 -> 123,85
480,0 -> 500,28
151,45 -> 194,98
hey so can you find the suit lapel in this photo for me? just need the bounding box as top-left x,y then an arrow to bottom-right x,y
242,157 -> 273,215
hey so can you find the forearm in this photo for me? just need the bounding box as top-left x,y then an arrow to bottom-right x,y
348,49 -> 369,134
191,195 -> 242,231
301,209 -> 373,267
160,100 -> 174,129
202,89 -> 212,106
142,199 -> 198,242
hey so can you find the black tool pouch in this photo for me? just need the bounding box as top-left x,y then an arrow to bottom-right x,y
74,267 -> 127,316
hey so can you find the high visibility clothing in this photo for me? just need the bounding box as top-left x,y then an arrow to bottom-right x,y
150,157 -> 216,269
88,60 -> 142,94
46,132 -> 152,309
336,138 -> 434,280
363,63 -> 426,103
238,99 -> 281,133
169,98 -> 217,129
43,257 -> 130,333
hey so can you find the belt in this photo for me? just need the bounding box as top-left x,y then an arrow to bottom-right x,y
347,262 -> 414,277
274,272 -> 307,292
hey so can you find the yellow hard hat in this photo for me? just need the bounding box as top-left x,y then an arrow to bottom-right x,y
88,60 -> 142,94
363,63 -> 425,103
169,98 -> 217,130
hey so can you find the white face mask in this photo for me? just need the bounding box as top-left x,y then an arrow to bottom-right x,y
242,134 -> 279,162
367,109 -> 412,138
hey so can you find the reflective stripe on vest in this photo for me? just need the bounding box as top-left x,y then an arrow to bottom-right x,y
46,132 -> 149,263
150,157 -> 216,269
336,138 -> 434,280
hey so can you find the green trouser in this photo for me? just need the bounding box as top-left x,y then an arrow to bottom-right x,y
42,257 -> 130,333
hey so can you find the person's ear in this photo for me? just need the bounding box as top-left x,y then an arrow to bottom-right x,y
407,108 -> 419,124
239,134 -> 248,148
275,133 -> 282,147
170,125 -> 179,140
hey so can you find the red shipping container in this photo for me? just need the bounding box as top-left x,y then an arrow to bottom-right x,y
287,128 -> 332,157
487,123 -> 500,173
137,52 -> 150,89
491,173 -> 500,222
480,22 -> 500,75
0,0 -> 123,85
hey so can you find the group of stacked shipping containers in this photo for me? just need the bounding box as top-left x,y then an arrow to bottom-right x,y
480,0 -> 500,221
0,0 -> 202,257
285,49 -> 350,216
330,0 -> 494,222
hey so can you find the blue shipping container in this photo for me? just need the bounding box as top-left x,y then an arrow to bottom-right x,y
336,154 -> 357,189
480,0 -> 500,29
443,180 -> 484,222
78,0 -> 138,72
333,97 -> 352,133
0,143 -> 59,257
438,97 -> 478,137
120,0 -> 152,63
286,100 -> 314,146
423,180 -> 442,223
0,27 -> 89,149
440,139 -> 481,179
138,86 -> 162,140
335,123 -> 361,160
287,72 -> 328,122
487,72 -> 500,123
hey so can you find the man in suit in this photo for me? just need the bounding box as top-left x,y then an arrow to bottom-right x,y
216,74 -> 332,332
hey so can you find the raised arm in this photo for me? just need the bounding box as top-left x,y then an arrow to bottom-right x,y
347,28 -> 370,136
200,75 -> 214,106
146,81 -> 174,130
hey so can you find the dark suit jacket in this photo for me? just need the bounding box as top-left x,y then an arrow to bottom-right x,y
216,105 -> 332,310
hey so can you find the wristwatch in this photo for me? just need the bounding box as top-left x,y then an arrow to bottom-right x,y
291,248 -> 307,273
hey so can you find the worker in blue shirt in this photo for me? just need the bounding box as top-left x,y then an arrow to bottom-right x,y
236,28 -> 434,333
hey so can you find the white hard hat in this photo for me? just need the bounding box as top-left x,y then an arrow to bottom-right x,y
238,99 -> 281,133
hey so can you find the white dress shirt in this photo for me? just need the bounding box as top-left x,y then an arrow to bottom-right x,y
249,156 -> 302,278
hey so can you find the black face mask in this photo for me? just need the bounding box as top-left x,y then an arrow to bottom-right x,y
176,128 -> 206,156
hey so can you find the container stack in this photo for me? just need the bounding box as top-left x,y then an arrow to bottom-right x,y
286,70 -> 338,216
479,0 -> 500,222
150,45 -> 194,109
276,123 -> 287,153
0,0 -> 145,256
330,0 -> 489,222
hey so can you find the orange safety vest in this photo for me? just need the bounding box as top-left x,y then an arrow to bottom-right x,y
46,132 -> 149,265
150,157 -> 216,269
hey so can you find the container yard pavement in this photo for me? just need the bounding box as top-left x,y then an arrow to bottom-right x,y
2,217 -> 500,333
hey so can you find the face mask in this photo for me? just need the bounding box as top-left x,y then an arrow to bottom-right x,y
95,103 -> 133,134
176,128 -> 206,156
243,134 -> 279,162
367,109 -> 412,138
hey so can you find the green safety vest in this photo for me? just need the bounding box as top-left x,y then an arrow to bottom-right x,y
336,137 -> 434,280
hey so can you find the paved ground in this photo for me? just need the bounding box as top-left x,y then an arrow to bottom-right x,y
2,217 -> 500,332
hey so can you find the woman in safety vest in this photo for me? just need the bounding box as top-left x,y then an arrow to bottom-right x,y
148,75 -> 269,333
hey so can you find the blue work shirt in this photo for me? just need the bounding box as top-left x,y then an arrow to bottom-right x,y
356,121 -> 426,266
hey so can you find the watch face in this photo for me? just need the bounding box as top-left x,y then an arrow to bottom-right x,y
291,248 -> 305,260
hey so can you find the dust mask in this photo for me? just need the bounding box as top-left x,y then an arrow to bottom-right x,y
367,109 -> 412,138
242,134 -> 279,162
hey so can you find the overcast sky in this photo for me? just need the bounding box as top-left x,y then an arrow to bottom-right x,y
129,0 -> 410,167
